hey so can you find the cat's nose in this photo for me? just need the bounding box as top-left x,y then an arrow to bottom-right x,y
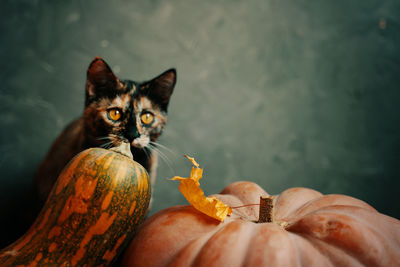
126,126 -> 140,141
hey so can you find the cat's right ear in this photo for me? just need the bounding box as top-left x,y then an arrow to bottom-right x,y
85,57 -> 123,105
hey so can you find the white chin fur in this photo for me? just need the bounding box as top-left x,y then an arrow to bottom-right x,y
132,135 -> 150,148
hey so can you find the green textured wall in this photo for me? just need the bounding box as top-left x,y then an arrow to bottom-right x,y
1,0 -> 399,247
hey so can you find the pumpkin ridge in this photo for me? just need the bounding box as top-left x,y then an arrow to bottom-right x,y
166,225 -> 220,267
289,194 -> 376,219
294,234 -> 365,266
274,187 -> 323,220
296,204 -> 399,239
192,220 -> 254,267
313,205 -> 400,264
324,194 -> 376,211
287,233 -> 334,267
287,207 -> 399,266
244,222 -> 299,266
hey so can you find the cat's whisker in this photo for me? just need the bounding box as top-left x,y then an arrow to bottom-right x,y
96,136 -> 111,141
99,141 -> 114,149
153,144 -> 176,169
109,133 -> 120,139
149,141 -> 177,157
142,147 -> 151,160
148,144 -> 170,164
148,144 -> 175,174
106,143 -> 115,149
153,151 -> 175,176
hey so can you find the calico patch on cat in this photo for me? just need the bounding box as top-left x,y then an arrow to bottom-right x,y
35,57 -> 176,203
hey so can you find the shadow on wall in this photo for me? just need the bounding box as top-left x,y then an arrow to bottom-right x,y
0,178 -> 41,248
0,93 -> 67,246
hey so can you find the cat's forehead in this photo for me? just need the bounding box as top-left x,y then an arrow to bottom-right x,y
111,93 -> 131,108
123,80 -> 154,101
122,79 -> 142,95
134,96 -> 153,111
106,82 -> 155,111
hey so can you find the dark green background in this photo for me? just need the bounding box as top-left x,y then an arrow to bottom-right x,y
1,0 -> 399,246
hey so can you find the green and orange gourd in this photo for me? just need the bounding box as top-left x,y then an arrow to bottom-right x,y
0,144 -> 151,266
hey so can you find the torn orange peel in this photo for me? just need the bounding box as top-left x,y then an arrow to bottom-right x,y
170,156 -> 232,222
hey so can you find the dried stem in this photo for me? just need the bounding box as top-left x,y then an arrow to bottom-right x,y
258,196 -> 274,223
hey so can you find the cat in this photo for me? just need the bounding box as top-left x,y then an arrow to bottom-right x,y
34,57 -> 176,204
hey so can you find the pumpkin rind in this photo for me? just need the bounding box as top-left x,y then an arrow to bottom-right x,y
0,148 -> 151,266
122,181 -> 400,267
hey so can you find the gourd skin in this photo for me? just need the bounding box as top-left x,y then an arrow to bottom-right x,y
0,148 -> 151,267
122,181 -> 400,267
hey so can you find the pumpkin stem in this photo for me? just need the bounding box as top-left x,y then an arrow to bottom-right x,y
110,142 -> 133,159
258,196 -> 274,223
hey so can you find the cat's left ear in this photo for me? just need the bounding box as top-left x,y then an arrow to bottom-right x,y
147,68 -> 176,111
85,57 -> 124,106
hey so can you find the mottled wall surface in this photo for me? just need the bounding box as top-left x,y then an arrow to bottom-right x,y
1,0 -> 399,246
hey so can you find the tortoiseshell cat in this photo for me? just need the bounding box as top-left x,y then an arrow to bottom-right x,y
35,57 -> 176,203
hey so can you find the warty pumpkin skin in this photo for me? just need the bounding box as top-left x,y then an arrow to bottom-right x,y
121,181 -> 400,267
0,147 -> 151,267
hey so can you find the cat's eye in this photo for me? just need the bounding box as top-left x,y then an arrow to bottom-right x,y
107,108 -> 122,122
141,112 -> 154,125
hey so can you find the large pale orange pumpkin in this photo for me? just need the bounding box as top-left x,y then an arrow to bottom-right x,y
0,146 -> 151,266
122,181 -> 400,267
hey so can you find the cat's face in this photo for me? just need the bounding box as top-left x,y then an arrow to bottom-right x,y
83,57 -> 176,153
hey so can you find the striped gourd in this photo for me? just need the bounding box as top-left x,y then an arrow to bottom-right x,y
0,147 -> 151,266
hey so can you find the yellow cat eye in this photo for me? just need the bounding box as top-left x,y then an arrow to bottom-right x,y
107,108 -> 122,121
141,112 -> 154,124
